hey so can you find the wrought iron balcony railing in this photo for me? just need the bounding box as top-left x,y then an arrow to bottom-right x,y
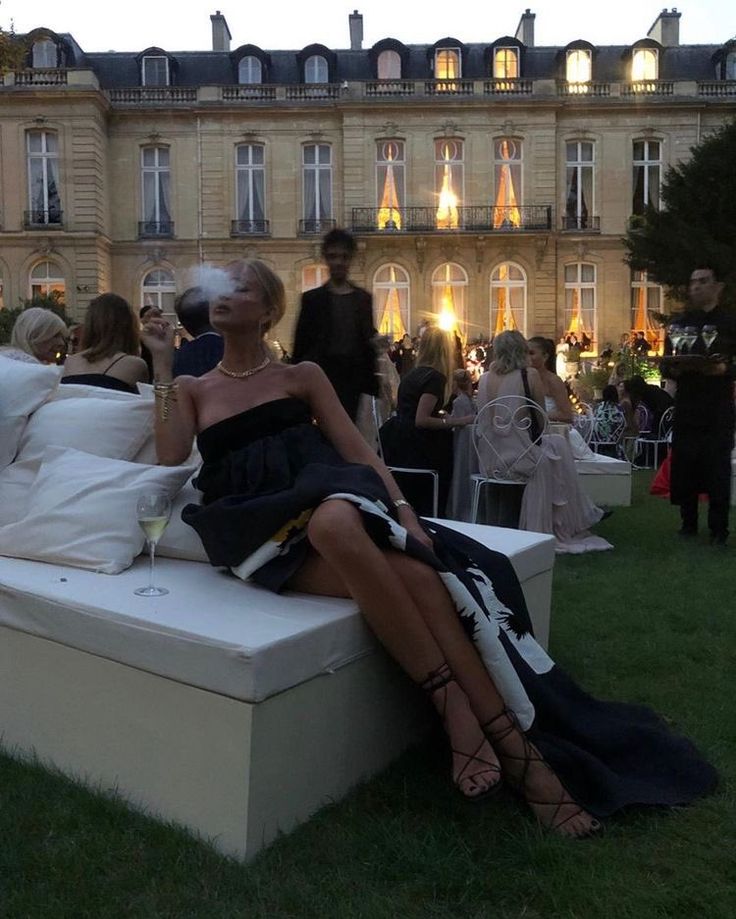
138,220 -> 175,238
561,215 -> 601,232
230,218 -> 270,236
351,206 -> 552,234
24,209 -> 63,228
298,218 -> 337,235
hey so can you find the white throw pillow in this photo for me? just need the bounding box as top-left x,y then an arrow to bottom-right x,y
16,396 -> 154,472
0,446 -> 196,574
157,480 -> 209,563
48,382 -> 151,403
0,356 -> 62,470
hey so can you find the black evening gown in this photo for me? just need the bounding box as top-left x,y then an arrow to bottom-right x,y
183,397 -> 717,818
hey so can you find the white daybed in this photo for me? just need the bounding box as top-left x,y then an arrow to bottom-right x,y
576,454 -> 632,507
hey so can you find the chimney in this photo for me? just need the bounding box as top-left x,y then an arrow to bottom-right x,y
515,9 -> 535,47
647,8 -> 681,46
210,10 -> 232,52
349,10 -> 363,50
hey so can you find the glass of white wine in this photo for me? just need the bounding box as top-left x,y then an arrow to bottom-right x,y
134,493 -> 171,597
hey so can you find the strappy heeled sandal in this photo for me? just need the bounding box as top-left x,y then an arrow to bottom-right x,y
421,663 -> 503,801
482,708 -> 602,838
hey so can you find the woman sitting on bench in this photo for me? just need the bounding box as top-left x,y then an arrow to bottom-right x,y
141,258 -> 715,838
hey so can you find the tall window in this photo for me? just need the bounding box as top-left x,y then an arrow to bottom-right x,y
435,139 -> 463,229
30,261 -> 65,301
565,141 -> 594,229
302,265 -> 329,291
632,140 -> 661,215
141,146 -> 172,233
374,264 -> 410,339
493,48 -> 518,79
32,39 -> 56,68
142,55 -> 169,86
377,50 -> 401,79
238,56 -> 262,84
432,263 -> 467,334
491,263 -> 527,336
27,130 -> 62,225
493,138 -> 522,228
235,144 -> 266,230
142,269 -> 176,319
631,270 -> 663,351
435,48 -> 460,79
566,49 -> 592,85
631,48 -> 658,82
376,140 -> 405,230
302,144 -> 332,230
725,52 -> 736,80
305,55 -> 328,83
564,263 -> 596,350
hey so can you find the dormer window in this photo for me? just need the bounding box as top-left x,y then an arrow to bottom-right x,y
142,55 -> 170,86
631,47 -> 658,81
305,54 -> 328,83
32,38 -> 57,68
435,48 -> 461,79
377,49 -> 401,79
238,55 -> 262,84
566,49 -> 592,84
726,51 -> 736,81
493,47 -> 518,79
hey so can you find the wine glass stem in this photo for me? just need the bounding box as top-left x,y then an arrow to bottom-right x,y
148,539 -> 156,591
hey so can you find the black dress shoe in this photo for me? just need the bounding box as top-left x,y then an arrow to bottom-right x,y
678,527 -> 698,538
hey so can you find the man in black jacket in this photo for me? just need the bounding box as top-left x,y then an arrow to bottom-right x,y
292,228 -> 377,421
172,286 -> 224,378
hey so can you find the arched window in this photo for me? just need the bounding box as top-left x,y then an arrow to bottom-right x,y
304,55 -> 328,83
431,263 -> 467,335
142,268 -> 176,319
30,260 -> 65,302
631,48 -> 658,82
301,264 -> 329,291
726,51 -> 736,81
374,264 -> 410,339
564,263 -> 596,352
377,50 -> 401,79
435,139 -> 463,228
490,263 -> 527,336
435,48 -> 460,79
493,47 -> 518,79
32,39 -> 57,68
631,270 -> 663,353
238,55 -> 262,84
566,49 -> 591,85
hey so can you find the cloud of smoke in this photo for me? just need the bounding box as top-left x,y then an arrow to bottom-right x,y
189,265 -> 236,303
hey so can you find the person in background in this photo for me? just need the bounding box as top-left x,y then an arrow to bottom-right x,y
628,374 -> 673,433
527,336 -> 574,423
447,368 -> 478,521
172,286 -> 224,378
2,307 -> 67,364
61,293 -> 148,393
292,228 -> 377,421
395,333 -> 416,377
140,304 -> 162,380
632,331 -> 650,355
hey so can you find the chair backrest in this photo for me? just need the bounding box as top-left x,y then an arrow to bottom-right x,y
634,401 -> 653,434
659,405 -> 674,441
572,402 -> 594,444
473,396 -> 548,482
591,403 -> 626,445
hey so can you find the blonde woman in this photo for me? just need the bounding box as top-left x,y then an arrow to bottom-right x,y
3,307 -> 67,364
380,327 -> 474,516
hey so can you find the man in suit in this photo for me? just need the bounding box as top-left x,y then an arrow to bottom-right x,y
172,286 -> 224,378
292,228 -> 378,421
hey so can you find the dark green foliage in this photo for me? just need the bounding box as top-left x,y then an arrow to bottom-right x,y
624,119 -> 736,308
0,23 -> 27,74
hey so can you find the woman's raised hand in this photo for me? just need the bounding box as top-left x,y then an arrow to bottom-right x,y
141,317 -> 175,358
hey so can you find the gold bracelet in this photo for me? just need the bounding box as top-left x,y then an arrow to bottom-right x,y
153,381 -> 178,422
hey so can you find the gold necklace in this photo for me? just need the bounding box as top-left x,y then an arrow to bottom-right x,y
216,356 -> 271,379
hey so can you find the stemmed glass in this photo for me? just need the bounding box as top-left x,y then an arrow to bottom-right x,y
667,324 -> 684,355
682,326 -> 699,354
701,324 -> 718,354
134,493 -> 171,597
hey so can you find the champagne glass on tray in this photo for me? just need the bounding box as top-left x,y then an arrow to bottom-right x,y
667,323 -> 684,355
135,493 -> 171,597
701,324 -> 718,354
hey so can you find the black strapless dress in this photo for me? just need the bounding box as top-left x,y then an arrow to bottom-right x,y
183,397 -> 717,817
60,374 -> 138,394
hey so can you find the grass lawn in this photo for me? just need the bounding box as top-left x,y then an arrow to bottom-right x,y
2,472 -> 735,919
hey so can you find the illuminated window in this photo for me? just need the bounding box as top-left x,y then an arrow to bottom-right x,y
32,39 -> 57,68
435,48 -> 460,79
374,264 -> 411,339
142,268 -> 176,320
301,265 -> 329,291
632,140 -> 661,215
631,48 -> 658,82
305,55 -> 328,83
431,263 -> 467,334
377,50 -> 401,79
141,146 -> 172,232
27,130 -> 62,226
376,141 -> 405,230
564,263 -> 596,351
30,261 -> 65,301
235,144 -> 265,227
493,47 -> 518,79
565,141 -> 594,229
142,55 -> 169,86
566,49 -> 591,85
303,144 -> 332,228
493,138 -> 522,228
491,263 -> 527,336
238,56 -> 262,84
434,140 -> 463,229
631,271 -> 663,352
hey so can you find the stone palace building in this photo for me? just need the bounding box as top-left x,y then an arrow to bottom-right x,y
2,8 -> 735,352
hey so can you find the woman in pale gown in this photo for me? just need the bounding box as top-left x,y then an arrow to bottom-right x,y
476,331 -> 612,554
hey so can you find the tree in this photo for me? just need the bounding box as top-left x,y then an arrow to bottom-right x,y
624,119 -> 736,309
0,15 -> 26,74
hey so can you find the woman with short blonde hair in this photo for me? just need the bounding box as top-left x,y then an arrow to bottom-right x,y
6,307 -> 67,364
